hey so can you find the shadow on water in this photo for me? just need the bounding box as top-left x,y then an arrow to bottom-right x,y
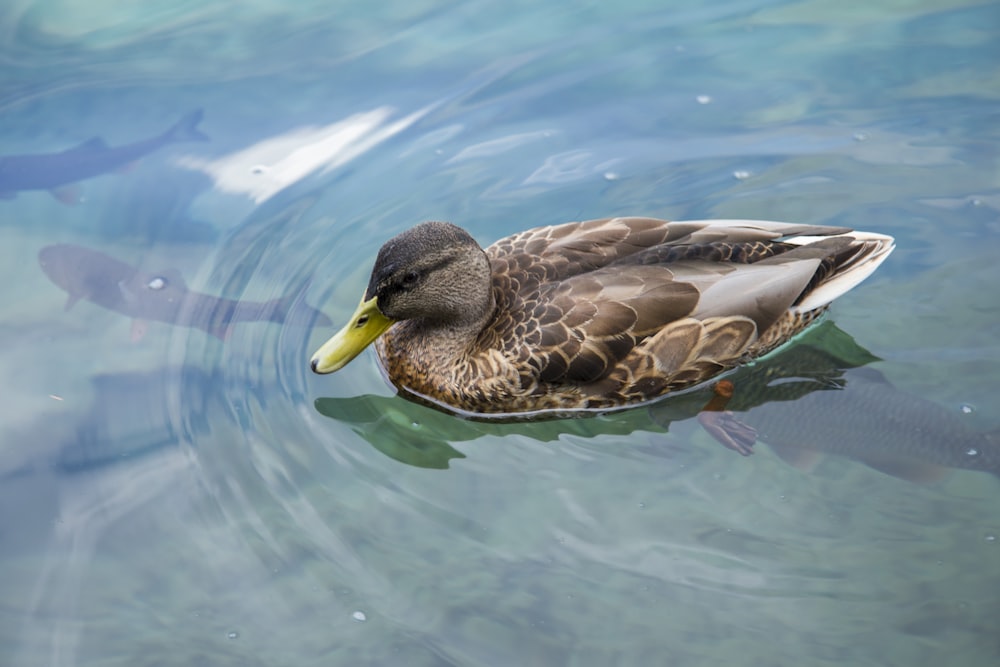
315,321 -> 1000,479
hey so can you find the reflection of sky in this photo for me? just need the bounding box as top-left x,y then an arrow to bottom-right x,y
176,106 -> 432,203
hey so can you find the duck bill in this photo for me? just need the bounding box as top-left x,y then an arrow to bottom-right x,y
310,296 -> 395,374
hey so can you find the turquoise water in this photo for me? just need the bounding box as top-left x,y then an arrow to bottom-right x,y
2,1 -> 999,665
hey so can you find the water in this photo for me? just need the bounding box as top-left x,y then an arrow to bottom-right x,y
2,1 -> 999,665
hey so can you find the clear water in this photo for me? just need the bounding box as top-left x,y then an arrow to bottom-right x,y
2,1 -> 999,665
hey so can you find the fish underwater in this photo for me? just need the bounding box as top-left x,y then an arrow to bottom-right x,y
317,323 -> 1000,480
0,367 -> 219,480
38,243 -> 332,340
713,366 -> 1000,482
650,323 -> 1000,482
0,109 -> 208,203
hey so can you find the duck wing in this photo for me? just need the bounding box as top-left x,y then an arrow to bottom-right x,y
487,216 -> 854,278
485,218 -> 893,387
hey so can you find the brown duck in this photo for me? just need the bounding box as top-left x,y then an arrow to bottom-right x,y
310,217 -> 894,416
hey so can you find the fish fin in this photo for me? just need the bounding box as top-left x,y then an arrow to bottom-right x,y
273,293 -> 298,320
311,308 -> 333,327
292,277 -> 334,326
857,457 -> 949,484
64,294 -> 81,311
167,108 -> 209,143
51,185 -> 82,205
271,293 -> 334,327
766,442 -> 824,472
130,319 -> 149,342
66,137 -> 109,153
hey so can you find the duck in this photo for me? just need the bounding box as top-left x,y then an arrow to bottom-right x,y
310,217 -> 894,416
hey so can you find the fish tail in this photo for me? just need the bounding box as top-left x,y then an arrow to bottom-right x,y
271,293 -> 333,327
168,109 -> 210,143
268,293 -> 299,323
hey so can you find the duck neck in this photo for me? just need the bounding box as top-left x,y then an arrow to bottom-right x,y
415,282 -> 496,355
422,246 -> 496,347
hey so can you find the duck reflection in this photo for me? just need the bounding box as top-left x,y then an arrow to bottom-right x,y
315,322 -> 1000,479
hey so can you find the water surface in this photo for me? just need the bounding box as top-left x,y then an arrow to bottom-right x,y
1,1 -> 998,665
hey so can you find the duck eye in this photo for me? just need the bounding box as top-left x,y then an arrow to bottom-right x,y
147,277 -> 167,290
402,270 -> 420,286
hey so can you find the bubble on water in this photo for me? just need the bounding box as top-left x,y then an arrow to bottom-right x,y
637,502 -> 646,509
603,171 -> 620,181
960,403 -> 975,414
985,534 -> 996,543
852,132 -> 869,142
966,448 -> 979,457
732,170 -> 751,180
227,631 -> 239,640
696,95 -> 712,105
352,610 -> 367,622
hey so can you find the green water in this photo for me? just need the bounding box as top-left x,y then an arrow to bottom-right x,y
1,1 -> 998,665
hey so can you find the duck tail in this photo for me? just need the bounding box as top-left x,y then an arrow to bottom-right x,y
789,230 -> 895,313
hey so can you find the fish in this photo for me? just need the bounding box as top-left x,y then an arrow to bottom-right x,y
0,109 -> 209,203
0,366 -> 222,483
728,366 -> 1000,482
652,322 -> 1000,482
38,243 -> 332,340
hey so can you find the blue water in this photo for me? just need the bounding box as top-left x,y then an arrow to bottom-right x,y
2,1 -> 999,665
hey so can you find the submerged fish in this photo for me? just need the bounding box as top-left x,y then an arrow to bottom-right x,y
38,243 -> 332,340
656,324 -> 1000,482
0,109 -> 209,203
0,367 -> 192,481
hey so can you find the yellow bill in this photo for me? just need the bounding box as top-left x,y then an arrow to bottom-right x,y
310,296 -> 395,374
